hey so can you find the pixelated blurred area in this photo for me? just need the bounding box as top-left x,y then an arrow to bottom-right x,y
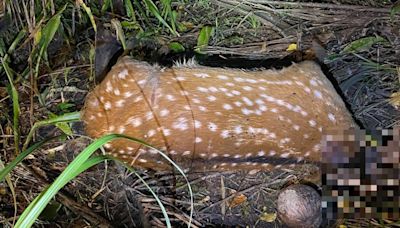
322,129 -> 400,220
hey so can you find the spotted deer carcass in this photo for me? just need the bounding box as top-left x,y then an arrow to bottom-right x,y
81,56 -> 357,171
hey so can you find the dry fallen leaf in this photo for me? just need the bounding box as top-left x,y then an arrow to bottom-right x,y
286,43 -> 297,51
229,194 -> 247,208
260,212 -> 277,222
389,92 -> 400,109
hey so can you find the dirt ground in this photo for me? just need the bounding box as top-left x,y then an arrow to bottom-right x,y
0,0 -> 399,227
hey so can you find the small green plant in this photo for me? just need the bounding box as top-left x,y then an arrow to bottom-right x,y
0,133 -> 194,228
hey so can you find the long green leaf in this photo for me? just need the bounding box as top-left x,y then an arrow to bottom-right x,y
0,135 -> 65,182
2,58 -> 20,154
15,134 -> 193,228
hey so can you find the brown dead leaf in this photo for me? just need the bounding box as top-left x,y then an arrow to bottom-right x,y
229,194 -> 247,208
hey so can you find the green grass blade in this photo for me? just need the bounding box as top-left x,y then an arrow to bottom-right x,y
23,111 -> 80,151
196,25 -> 214,53
0,135 -> 65,182
15,134 -> 193,228
77,0 -> 97,33
2,58 -> 20,154
142,0 -> 178,36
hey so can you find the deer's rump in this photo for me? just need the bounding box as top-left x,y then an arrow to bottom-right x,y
81,57 -> 357,171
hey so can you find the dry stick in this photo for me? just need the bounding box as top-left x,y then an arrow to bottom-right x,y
213,0 -> 289,37
199,172 -> 288,213
18,163 -> 113,227
248,0 -> 393,13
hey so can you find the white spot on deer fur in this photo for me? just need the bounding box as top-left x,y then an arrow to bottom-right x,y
215,112 -> 222,116
304,134 -> 310,139
118,127 -> 126,134
259,105 -> 267,112
184,105 -> 190,110
194,73 -> 210,78
245,153 -> 252,158
242,86 -> 253,91
241,108 -> 252,115
223,154 -> 230,157
169,150 -> 177,155
172,117 -> 189,131
328,113 -> 336,122
198,106 -> 207,112
293,125 -> 300,131
246,78 -> 257,83
304,152 -> 311,157
269,150 -> 276,156
89,115 -> 95,120
280,152 -> 290,158
115,99 -> 125,107
304,87 -> 311,93
208,86 -> 218,92
160,109 -> 170,117
257,150 -> 265,156
220,130 -> 230,139
90,99 -> 99,106
234,101 -> 242,107
301,111 -> 308,117
166,94 -> 176,101
197,87 -> 209,93
234,125 -> 243,134
223,104 -> 233,110
225,92 -> 233,97
109,125 -> 115,131
147,129 -> 156,137
145,111 -> 153,120
138,159 -> 147,163
133,96 -> 143,103
231,90 -> 241,95
137,79 -> 146,85
295,81 -> 304,86
113,89 -> 120,96
104,101 -> 112,110
270,108 -> 278,113
97,113 -> 103,117
106,81 -> 113,92
234,154 -> 242,159
234,77 -> 245,82
211,153 -> 218,158
104,143 -> 112,149
219,87 -> 228,92
242,97 -> 253,106
309,120 -> 317,127
208,122 -> 218,131
255,99 -> 264,105
180,91 -> 190,96
124,91 -> 133,98
207,95 -> 217,101
310,79 -> 318,86
194,120 -> 202,128
218,75 -> 229,80
258,86 -> 266,91
314,90 -> 323,99
182,151 -> 191,156
162,128 -> 171,136
225,82 -> 235,87
118,69 -> 128,79
176,76 -> 186,81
